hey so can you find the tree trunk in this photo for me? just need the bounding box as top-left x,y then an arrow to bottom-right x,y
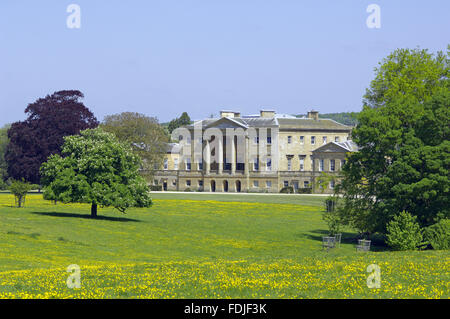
91,203 -> 97,218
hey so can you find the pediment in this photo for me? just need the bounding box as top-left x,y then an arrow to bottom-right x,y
205,117 -> 248,129
312,142 -> 349,153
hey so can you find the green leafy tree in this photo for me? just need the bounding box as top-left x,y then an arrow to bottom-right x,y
323,197 -> 342,236
168,112 -> 191,134
9,179 -> 33,207
422,219 -> 450,250
101,112 -> 168,180
40,128 -> 152,217
314,172 -> 339,193
386,211 -> 423,251
338,47 -> 450,235
0,124 -> 10,190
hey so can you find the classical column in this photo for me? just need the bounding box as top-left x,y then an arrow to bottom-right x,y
245,136 -> 250,191
205,140 -> 211,175
218,135 -> 223,175
244,136 -> 249,175
231,136 -> 236,175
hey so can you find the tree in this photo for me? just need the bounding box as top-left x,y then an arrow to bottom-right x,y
338,47 -> 449,235
5,90 -> 99,184
9,179 -> 33,208
101,112 -> 168,180
386,211 -> 423,251
0,124 -> 10,190
168,112 -> 191,134
40,128 -> 152,217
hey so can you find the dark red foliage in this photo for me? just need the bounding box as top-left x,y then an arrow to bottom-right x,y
5,90 -> 99,184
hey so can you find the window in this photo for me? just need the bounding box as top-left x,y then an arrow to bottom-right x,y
153,180 -> 158,185
319,159 -> 324,171
330,159 -> 335,172
335,136 -> 340,142
163,158 -> 168,170
299,156 -> 305,171
293,181 -> 299,190
330,180 -> 335,189
287,136 -> 292,144
174,158 -> 179,170
284,181 -> 289,187
198,180 -> 203,187
253,181 -> 259,187
185,158 -> 191,171
253,158 -> 259,171
172,180 -> 177,186
311,136 -> 316,145
266,181 -> 272,188
287,157 -> 292,171
322,136 -> 327,144
267,136 -> 272,144
186,180 -> 191,187
266,158 -> 272,171
254,136 -> 259,144
300,136 -> 304,144
304,181 -> 310,188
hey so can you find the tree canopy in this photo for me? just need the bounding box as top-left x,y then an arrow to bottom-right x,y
0,124 -> 10,190
337,47 -> 449,235
5,90 -> 98,184
101,112 -> 168,179
167,112 -> 191,134
40,128 -> 152,217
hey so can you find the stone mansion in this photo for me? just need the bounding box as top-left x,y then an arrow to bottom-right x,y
153,110 -> 357,194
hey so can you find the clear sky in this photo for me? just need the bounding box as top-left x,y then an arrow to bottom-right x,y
0,1 -> 448,125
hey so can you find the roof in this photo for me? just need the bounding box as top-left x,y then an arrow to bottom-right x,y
165,143 -> 181,154
277,118 -> 352,131
336,140 -> 359,152
312,140 -> 359,153
185,114 -> 352,131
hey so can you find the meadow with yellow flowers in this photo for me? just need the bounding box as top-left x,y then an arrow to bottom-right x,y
0,193 -> 448,298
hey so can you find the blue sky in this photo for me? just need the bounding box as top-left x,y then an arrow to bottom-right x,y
0,1 -> 448,125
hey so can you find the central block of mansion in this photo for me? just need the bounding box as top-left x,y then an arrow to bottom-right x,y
153,110 -> 357,194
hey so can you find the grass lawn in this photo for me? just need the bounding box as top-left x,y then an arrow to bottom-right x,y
0,192 -> 448,298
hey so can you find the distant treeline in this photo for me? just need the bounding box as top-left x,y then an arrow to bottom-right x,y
296,112 -> 359,126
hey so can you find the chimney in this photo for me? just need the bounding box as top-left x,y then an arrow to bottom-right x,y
260,110 -> 275,118
220,110 -> 239,118
307,110 -> 319,120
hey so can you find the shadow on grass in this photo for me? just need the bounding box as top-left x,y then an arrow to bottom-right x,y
296,229 -> 390,252
31,211 -> 142,223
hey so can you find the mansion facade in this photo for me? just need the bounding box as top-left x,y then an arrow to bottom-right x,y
153,110 -> 357,194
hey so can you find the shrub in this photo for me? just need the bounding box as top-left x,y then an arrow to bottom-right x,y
280,186 -> 294,194
184,188 -> 192,192
423,219 -> 450,250
0,179 -> 8,191
150,185 -> 162,191
9,179 -> 33,207
297,188 -> 312,194
386,211 -> 423,251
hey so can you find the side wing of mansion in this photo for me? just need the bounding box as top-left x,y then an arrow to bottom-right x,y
153,110 -> 357,194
